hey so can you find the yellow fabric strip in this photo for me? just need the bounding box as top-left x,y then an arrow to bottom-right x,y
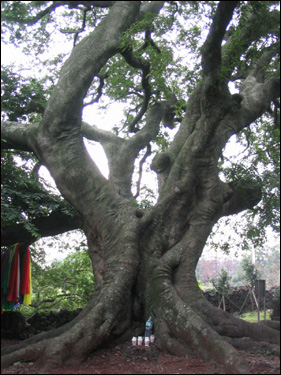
23,259 -> 32,306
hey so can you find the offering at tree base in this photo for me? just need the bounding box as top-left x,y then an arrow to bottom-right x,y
1,1 -> 279,374
137,336 -> 143,346
145,316 -> 153,339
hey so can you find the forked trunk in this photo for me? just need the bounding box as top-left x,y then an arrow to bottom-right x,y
1,2 -> 280,374
2,206 -> 279,374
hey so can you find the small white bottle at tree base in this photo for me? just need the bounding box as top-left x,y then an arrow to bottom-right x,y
144,316 -> 153,339
144,336 -> 149,347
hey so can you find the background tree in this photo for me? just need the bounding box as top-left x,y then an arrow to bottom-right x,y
1,1 -> 280,374
196,244 -> 280,288
210,268 -> 232,297
196,256 -> 241,286
230,245 -> 280,288
210,268 -> 232,311
241,258 -> 262,289
256,245 -> 280,288
17,248 -> 94,317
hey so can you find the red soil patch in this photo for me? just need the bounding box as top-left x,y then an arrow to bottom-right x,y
1,339 -> 280,374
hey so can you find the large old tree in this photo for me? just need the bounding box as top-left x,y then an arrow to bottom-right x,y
1,1 -> 280,373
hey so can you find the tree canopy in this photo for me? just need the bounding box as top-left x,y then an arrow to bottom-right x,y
1,1 -> 279,252
1,2 -> 280,373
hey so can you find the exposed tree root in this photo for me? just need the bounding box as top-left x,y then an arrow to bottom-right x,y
1,300 -> 130,372
2,246 -> 279,375
2,283 -> 280,374
224,336 -> 280,356
197,298 -> 280,345
154,300 -> 280,374
148,251 -> 280,374
1,269 -> 135,372
1,300 -> 92,357
154,307 -> 252,374
260,319 -> 280,331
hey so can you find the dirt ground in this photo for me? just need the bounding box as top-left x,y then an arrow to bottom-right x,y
1,338 -> 280,374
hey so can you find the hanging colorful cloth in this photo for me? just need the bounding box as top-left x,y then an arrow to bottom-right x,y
1,244 -> 18,312
20,247 -> 32,306
7,244 -> 20,303
1,243 -> 32,313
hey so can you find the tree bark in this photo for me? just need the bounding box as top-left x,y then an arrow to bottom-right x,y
1,1 -> 280,374
1,208 -> 82,247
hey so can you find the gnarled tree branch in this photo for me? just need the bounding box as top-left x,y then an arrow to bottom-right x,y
83,73 -> 109,107
134,144 -> 152,199
120,46 -> 151,132
220,181 -> 262,217
1,208 -> 82,247
1,121 -> 39,153
201,1 -> 238,87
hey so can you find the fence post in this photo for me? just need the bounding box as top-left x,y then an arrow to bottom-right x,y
255,280 -> 266,321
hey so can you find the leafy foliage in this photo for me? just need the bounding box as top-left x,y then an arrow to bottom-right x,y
241,258 -> 261,288
1,150 -> 77,246
0,3 -> 280,370
248,245 -> 280,288
210,268 -> 232,296
1,65 -> 49,122
1,1 -> 106,55
220,116 -> 280,247
1,1 -> 280,259
18,247 -> 94,317
1,62 -> 79,249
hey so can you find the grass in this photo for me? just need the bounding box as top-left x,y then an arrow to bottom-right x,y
238,310 -> 272,323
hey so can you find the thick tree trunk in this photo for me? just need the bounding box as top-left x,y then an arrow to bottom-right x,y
1,101 -> 279,374
1,2 -> 280,374
2,202 -> 280,374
